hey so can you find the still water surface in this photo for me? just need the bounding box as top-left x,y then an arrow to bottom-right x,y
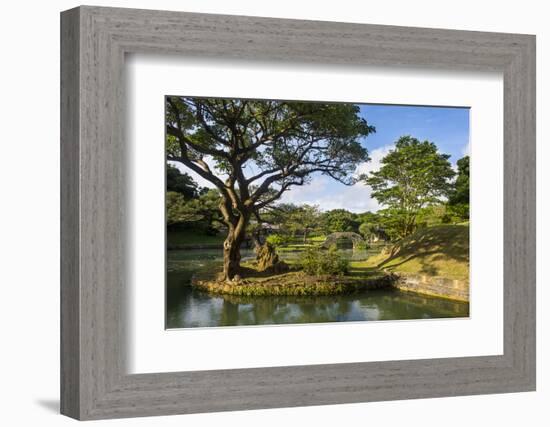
166,248 -> 469,328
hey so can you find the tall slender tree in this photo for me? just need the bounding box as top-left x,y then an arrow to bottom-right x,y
362,136 -> 455,239
166,97 -> 374,280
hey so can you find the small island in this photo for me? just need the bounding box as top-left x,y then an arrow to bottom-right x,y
165,97 -> 470,328
191,224 -> 468,303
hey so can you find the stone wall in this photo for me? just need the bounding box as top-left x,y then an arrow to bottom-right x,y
392,274 -> 469,302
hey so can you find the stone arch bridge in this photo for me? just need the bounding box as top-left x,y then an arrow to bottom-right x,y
320,232 -> 365,249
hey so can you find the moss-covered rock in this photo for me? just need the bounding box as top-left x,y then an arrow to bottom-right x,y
255,242 -> 289,273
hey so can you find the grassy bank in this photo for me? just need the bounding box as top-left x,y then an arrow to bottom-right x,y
358,224 -> 469,281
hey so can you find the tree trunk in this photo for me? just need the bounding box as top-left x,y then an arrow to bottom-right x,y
222,229 -> 244,281
221,211 -> 250,281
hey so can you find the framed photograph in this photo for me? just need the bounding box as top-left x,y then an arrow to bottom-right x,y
61,6 -> 536,420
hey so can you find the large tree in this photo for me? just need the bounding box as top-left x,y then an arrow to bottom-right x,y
166,97 -> 374,280
448,155 -> 470,205
362,136 -> 455,239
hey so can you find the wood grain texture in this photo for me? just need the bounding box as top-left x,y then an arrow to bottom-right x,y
60,7 -> 80,419
60,5 -> 536,420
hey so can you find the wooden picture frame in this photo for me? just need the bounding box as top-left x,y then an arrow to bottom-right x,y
60,5 -> 536,420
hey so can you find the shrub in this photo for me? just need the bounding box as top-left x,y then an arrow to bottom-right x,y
353,240 -> 369,250
266,233 -> 290,247
299,245 -> 349,276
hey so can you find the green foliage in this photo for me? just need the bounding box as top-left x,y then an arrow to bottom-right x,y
362,136 -> 455,239
196,189 -> 225,232
357,212 -> 388,242
352,240 -> 369,250
447,155 -> 469,222
416,204 -> 449,228
358,222 -> 376,239
166,192 -> 203,226
166,188 -> 223,230
266,233 -> 291,248
375,209 -> 410,241
166,165 -> 202,199
322,209 -> 359,233
285,204 -> 322,241
445,203 -> 469,223
299,246 -> 350,276
448,156 -> 470,205
166,97 -> 374,188
356,211 -> 380,225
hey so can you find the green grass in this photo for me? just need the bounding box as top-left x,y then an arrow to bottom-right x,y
359,224 -> 469,281
167,229 -> 225,247
275,235 -> 327,251
276,243 -> 315,252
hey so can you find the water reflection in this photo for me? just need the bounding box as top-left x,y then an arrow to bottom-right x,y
166,248 -> 469,328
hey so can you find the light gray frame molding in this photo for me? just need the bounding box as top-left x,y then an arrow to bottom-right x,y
61,5 -> 536,420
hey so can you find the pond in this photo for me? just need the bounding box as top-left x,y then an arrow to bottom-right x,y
166,248 -> 469,329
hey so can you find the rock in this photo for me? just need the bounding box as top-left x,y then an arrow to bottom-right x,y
256,243 -> 289,274
271,261 -> 290,274
256,243 -> 279,270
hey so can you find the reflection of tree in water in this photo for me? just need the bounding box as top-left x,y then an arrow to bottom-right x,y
167,286 -> 469,328
356,291 -> 468,321
219,299 -> 239,326
215,294 -> 382,325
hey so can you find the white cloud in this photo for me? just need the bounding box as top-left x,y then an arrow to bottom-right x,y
279,176 -> 328,205
307,183 -> 381,213
461,141 -> 471,157
354,144 -> 394,178
279,175 -> 380,213
279,145 -> 395,213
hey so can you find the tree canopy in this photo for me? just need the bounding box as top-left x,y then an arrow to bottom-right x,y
362,136 -> 455,239
322,209 -> 358,233
166,189 -> 223,229
448,155 -> 470,206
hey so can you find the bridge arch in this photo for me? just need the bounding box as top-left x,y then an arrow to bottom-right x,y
320,232 -> 365,249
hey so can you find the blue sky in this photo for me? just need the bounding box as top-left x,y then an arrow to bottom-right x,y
174,104 -> 470,213
358,104 -> 469,162
279,104 -> 470,212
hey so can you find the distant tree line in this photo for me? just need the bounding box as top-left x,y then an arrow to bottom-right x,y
166,165 -> 223,234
